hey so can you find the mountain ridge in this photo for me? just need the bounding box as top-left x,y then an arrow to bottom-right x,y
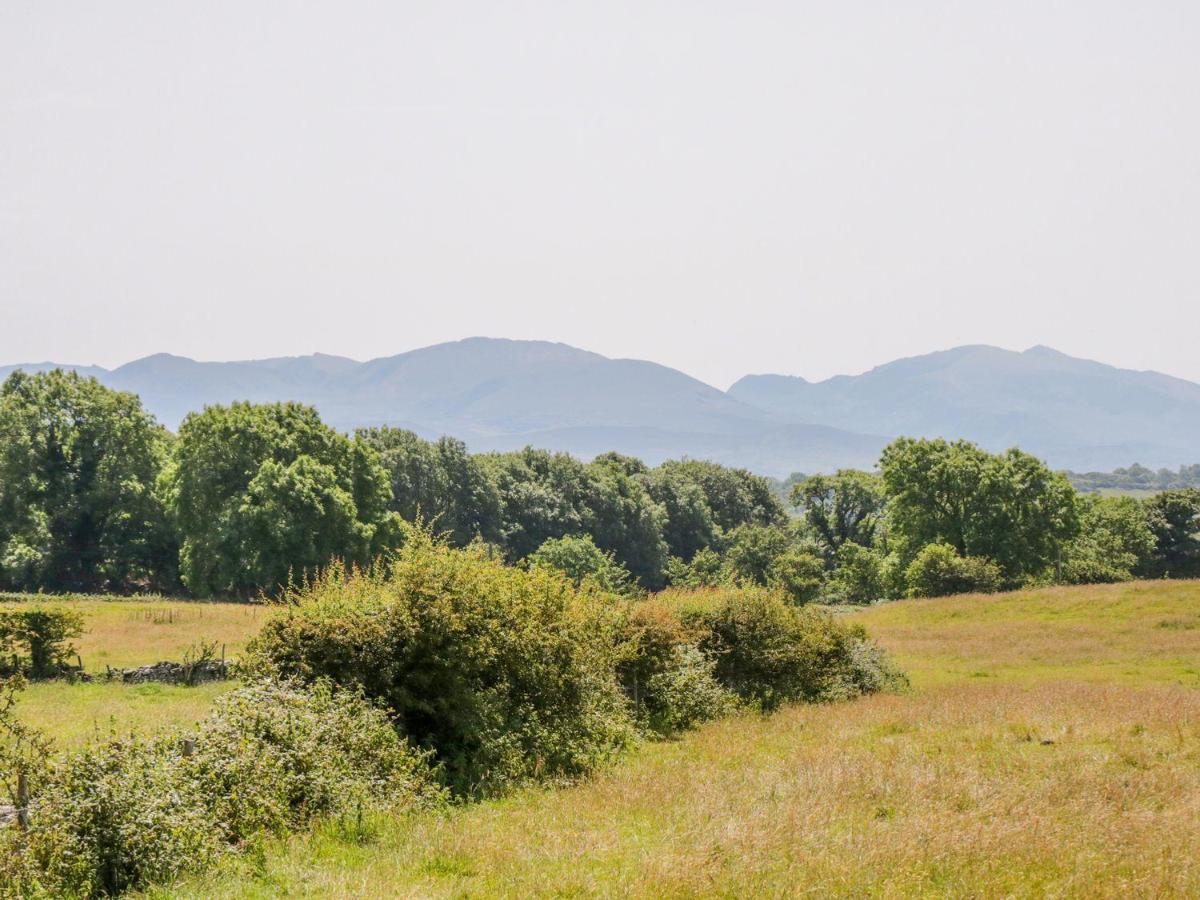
3,340 -> 1198,475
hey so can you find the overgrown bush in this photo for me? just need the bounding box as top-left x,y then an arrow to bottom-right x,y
526,534 -> 637,596
659,587 -> 904,710
0,606 -> 84,678
904,543 -> 1003,598
0,678 -> 439,899
826,542 -> 886,604
247,533 -> 635,796
616,598 -> 733,735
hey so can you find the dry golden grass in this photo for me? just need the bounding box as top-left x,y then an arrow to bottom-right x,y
155,580 -> 1200,899
858,579 -> 1200,689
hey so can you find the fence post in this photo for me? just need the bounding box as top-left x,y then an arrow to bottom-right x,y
182,738 -> 195,758
16,771 -> 29,830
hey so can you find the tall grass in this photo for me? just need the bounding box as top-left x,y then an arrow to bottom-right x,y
160,580 -> 1200,898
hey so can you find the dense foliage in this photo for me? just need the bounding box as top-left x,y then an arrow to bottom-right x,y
1067,463 -> 1200,494
0,370 -> 1194,603
0,606 -> 84,678
249,535 -> 901,797
247,534 -> 636,796
0,677 -> 441,898
162,402 -> 399,597
0,371 -> 175,593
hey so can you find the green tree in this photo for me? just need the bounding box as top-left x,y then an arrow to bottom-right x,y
357,428 -> 501,546
723,524 -> 793,586
1141,488 -> 1200,578
641,466 -> 719,562
481,448 -> 668,586
0,370 -> 175,592
654,460 -> 785,533
904,543 -> 1002,598
587,458 -> 668,588
766,550 -> 826,604
663,547 -> 730,588
791,470 -> 886,556
1060,494 -> 1156,584
162,402 -> 397,597
880,437 -> 1078,582
526,534 -> 636,595
479,448 -> 595,561
827,542 -> 887,604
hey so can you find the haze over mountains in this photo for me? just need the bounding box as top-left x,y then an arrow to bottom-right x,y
4,339 -> 1198,476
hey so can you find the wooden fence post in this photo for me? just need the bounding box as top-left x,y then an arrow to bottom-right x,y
16,771 -> 29,830
182,738 -> 195,758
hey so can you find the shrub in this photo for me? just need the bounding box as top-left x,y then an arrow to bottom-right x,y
641,645 -> 736,734
247,534 -> 635,796
0,606 -> 84,678
526,534 -> 637,596
904,543 -> 1003,598
827,542 -> 887,605
660,587 -> 903,710
616,598 -> 733,735
0,678 -> 439,899
766,550 -> 826,604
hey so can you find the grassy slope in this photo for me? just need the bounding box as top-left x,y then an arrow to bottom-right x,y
9,596 -> 265,745
155,580 -> 1200,899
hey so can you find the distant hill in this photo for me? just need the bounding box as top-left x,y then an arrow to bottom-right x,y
5,340 -> 1198,474
729,345 -> 1200,471
0,339 -> 885,476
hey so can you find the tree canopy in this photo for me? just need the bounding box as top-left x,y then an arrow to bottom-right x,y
0,371 -> 174,592
880,437 -> 1079,582
163,402 -> 398,597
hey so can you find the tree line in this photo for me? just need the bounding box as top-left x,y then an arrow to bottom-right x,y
1,369 -> 1197,600
1066,462 -> 1200,494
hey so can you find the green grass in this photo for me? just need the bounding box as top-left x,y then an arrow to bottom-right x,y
19,680 -> 232,746
6,594 -> 264,746
856,579 -> 1200,689
148,579 -> 1200,898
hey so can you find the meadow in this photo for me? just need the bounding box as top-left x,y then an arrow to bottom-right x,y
7,596 -> 264,745
108,579 -> 1200,898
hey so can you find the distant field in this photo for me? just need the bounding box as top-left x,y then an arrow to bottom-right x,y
155,580 -> 1200,898
7,595 -> 267,745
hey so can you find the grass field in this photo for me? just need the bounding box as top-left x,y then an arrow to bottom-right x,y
139,579 -> 1200,898
7,595 -> 265,745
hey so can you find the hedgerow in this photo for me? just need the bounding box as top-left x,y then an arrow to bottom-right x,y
246,533 -> 636,796
0,679 -> 441,899
250,536 -> 904,790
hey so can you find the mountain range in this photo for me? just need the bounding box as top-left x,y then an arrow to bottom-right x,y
3,339 -> 1198,476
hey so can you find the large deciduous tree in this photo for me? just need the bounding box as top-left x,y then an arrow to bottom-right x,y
0,370 -> 175,592
1141,488 -> 1200,578
162,402 -> 398,597
791,470 -> 886,557
357,428 -> 501,546
879,437 -> 1078,582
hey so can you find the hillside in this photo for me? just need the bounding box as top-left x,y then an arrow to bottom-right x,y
162,580 -> 1200,897
6,340 -> 1200,474
730,344 -> 1200,471
0,339 -> 885,475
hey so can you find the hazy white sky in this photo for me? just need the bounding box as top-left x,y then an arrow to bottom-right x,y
2,1 -> 1198,388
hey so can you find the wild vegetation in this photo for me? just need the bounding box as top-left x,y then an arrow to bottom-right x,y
1067,462 -> 1200,494
161,579 -> 1200,898
1,369 -> 1197,897
2,371 -> 1196,609
0,535 -> 898,897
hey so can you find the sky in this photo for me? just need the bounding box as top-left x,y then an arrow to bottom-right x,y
2,1 -> 1198,389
